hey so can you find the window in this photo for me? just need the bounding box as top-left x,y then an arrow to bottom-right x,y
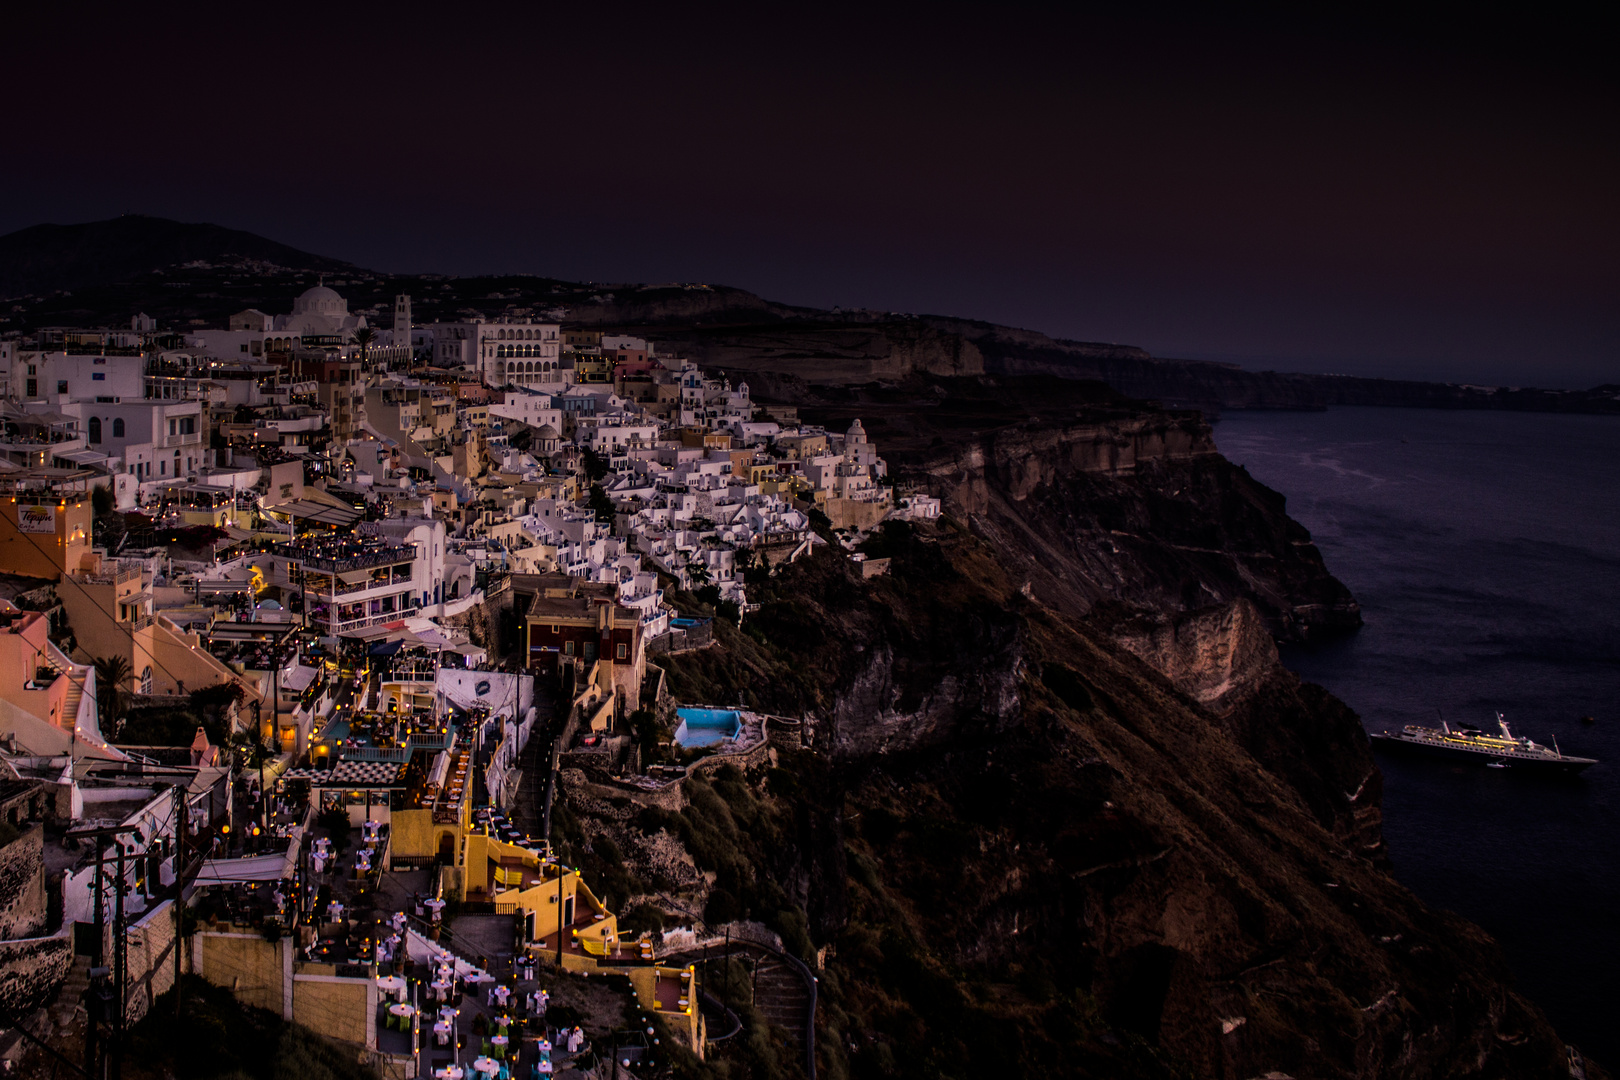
88,417 -> 101,443
616,643 -> 627,660
26,365 -> 34,375
113,418 -> 124,437
93,357 -> 106,365
168,419 -> 176,436
57,381 -> 68,394
179,416 -> 196,435
92,372 -> 105,381
25,379 -> 35,397
564,640 -> 575,655
159,460 -> 166,475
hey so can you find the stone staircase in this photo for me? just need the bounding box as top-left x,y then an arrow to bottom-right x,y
681,940 -> 815,1074
750,950 -> 812,1061
50,955 -> 91,1029
61,678 -> 85,730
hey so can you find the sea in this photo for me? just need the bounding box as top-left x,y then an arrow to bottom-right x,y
1213,407 -> 1620,1065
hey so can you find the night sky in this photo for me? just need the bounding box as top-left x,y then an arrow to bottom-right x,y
4,4 -> 1616,387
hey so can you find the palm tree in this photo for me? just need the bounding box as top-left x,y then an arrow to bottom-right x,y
93,655 -> 131,736
354,326 -> 376,365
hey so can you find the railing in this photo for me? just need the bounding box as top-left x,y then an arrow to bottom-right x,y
330,606 -> 420,633
271,544 -> 414,573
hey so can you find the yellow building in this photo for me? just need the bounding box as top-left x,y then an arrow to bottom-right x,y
0,494 -> 92,580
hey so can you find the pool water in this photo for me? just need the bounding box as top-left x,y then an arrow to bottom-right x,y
673,707 -> 741,748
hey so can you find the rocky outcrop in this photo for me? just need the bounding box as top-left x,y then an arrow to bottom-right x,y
1107,598 -> 1279,713
901,407 -> 1360,643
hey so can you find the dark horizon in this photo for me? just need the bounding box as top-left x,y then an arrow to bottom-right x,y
3,4 -> 1615,389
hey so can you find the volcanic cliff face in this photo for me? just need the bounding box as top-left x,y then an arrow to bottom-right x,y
791,378 -> 1361,644
637,524 -> 1568,1079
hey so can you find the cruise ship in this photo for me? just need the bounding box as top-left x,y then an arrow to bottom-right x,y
1370,713 -> 1598,773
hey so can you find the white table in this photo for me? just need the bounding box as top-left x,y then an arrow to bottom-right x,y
389,1003 -> 415,1020
433,1068 -> 463,1080
433,1019 -> 452,1046
471,1057 -> 499,1078
326,902 -> 344,921
375,975 -> 406,1000
490,1035 -> 508,1050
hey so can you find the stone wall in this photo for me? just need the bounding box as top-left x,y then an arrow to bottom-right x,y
0,928 -> 72,1017
0,826 -> 47,940
123,899 -> 179,1026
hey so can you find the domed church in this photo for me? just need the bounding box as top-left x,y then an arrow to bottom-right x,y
274,283 -> 368,338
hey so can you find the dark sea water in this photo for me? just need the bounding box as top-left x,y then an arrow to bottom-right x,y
1214,407 -> 1620,1064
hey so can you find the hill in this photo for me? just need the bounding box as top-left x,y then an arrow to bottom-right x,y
1,215 -> 1615,415
0,214 -> 352,299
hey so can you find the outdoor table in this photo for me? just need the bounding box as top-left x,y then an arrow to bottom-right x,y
356,851 -> 372,872
389,1003 -> 416,1023
392,912 -> 408,933
472,1057 -> 500,1078
433,1020 -> 452,1046
376,975 -> 406,1000
491,1035 -> 509,1051
493,985 -> 511,1007
326,902 -> 344,921
536,1062 -> 552,1075
311,853 -> 328,873
431,978 -> 452,1000
433,1068 -> 463,1080
438,1005 -> 459,1023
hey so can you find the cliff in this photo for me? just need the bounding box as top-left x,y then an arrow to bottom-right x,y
605,522 -> 1573,1078
788,375 -> 1361,643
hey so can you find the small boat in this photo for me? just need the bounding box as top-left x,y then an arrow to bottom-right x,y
1370,712 -> 1598,774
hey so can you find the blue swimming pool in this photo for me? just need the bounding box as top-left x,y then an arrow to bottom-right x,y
673,707 -> 741,748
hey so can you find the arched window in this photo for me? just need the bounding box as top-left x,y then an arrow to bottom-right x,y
88,417 -> 101,443
113,418 -> 125,437
140,666 -> 153,695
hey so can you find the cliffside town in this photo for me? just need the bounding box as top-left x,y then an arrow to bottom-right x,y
0,250 -> 1596,1079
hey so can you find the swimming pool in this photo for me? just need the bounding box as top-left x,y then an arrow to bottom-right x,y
673,707 -> 742,748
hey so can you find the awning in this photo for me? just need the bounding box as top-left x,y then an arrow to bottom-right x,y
427,751 -> 450,789
368,639 -> 405,657
194,826 -> 302,884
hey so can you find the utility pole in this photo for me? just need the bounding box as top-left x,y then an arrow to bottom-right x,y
113,842 -> 127,1080
88,846 -> 103,1080
174,785 -> 188,1021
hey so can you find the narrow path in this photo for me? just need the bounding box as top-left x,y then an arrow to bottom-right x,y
512,684 -> 558,844
667,939 -> 817,1079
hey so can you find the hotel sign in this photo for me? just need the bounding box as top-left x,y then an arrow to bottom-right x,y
17,506 -> 55,534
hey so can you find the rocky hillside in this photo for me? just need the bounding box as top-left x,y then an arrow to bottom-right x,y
778,374 -> 1361,643
566,519 -> 1575,1079
540,377 -> 1594,1078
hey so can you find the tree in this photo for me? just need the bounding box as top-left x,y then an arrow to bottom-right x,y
94,655 -> 131,736
91,483 -> 115,518
353,326 -> 376,362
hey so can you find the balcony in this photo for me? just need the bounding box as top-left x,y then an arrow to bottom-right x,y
272,542 -> 415,573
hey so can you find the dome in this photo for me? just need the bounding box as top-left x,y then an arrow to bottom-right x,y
292,284 -> 347,317
536,424 -> 560,440
847,418 -> 867,442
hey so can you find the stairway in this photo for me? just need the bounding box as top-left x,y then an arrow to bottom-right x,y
749,951 -> 812,1059
50,956 -> 92,1028
61,679 -> 84,730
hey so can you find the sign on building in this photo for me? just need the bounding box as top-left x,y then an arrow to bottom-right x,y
17,505 -> 55,534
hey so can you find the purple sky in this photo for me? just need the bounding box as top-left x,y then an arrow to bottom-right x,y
3,4 -> 1615,387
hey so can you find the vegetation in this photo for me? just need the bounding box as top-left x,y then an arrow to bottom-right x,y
94,654 -> 132,735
